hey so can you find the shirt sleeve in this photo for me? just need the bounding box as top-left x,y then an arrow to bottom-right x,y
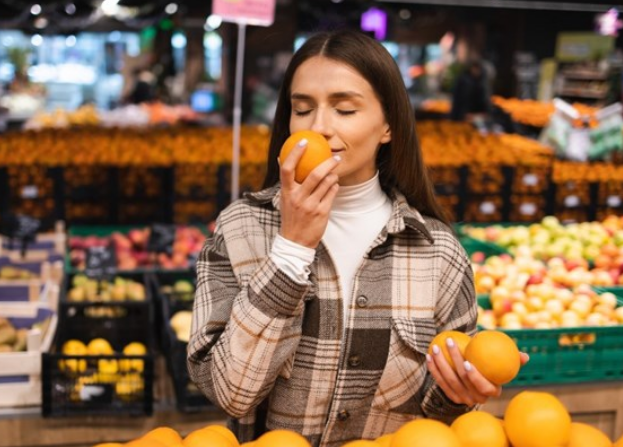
187,217 -> 312,419
270,233 -> 316,285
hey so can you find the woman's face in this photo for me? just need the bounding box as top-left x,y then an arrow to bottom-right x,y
289,56 -> 391,186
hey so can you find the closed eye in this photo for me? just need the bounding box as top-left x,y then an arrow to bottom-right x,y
293,109 -> 312,116
337,110 -> 356,116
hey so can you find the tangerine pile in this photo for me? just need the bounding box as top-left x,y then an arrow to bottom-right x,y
90,393 -> 622,446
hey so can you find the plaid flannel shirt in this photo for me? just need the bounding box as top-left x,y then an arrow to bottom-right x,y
188,184 -> 477,447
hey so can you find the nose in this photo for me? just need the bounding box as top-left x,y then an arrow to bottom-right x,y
309,108 -> 332,139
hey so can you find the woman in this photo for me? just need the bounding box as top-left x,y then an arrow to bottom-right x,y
188,30 -> 516,447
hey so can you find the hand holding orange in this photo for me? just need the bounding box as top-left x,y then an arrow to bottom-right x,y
428,330 -> 472,371
279,130 -> 332,183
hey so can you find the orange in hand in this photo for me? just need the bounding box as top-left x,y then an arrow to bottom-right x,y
428,330 -> 472,371
279,130 -> 332,183
464,330 -> 520,385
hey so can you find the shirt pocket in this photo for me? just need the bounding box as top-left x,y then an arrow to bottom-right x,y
371,317 -> 436,412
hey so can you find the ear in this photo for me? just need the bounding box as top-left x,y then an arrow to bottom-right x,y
380,125 -> 391,144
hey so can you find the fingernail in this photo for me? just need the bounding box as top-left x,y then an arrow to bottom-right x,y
333,155 -> 341,162
296,138 -> 308,148
446,337 -> 455,348
432,345 -> 440,355
426,354 -> 432,363
464,360 -> 472,372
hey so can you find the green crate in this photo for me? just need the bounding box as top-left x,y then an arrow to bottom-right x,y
476,294 -> 623,387
459,236 -> 510,260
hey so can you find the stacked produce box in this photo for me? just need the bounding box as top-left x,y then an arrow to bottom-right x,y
461,215 -> 623,386
0,225 -> 63,408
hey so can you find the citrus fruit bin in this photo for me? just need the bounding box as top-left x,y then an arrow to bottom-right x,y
42,272 -> 156,417
477,293 -> 623,386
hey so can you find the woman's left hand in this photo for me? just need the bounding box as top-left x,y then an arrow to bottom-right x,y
426,337 -> 530,406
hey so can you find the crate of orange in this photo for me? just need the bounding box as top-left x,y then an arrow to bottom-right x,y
477,294 -> 623,386
42,272 -> 155,417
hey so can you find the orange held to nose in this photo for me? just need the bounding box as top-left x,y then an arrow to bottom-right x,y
279,130 -> 332,183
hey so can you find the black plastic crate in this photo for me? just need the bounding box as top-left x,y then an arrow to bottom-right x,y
149,271 -> 213,413
43,272 -> 156,417
42,353 -> 154,417
59,272 -> 155,349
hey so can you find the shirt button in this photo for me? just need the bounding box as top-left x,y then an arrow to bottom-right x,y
356,295 -> 368,308
348,355 -> 361,367
337,410 -> 350,421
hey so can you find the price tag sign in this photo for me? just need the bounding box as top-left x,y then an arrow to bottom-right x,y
0,213 -> 41,257
213,0 -> 276,26
147,224 -> 176,256
522,174 -> 539,187
85,244 -> 117,280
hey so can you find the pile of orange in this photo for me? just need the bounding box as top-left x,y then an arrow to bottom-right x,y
91,394 -> 622,447
492,96 -> 599,128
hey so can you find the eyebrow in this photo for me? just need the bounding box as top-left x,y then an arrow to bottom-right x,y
290,91 -> 364,101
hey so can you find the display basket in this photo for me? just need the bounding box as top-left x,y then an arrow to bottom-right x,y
149,271 -> 213,413
41,272 -> 155,416
477,294 -> 623,386
59,272 -> 155,349
0,284 -> 59,408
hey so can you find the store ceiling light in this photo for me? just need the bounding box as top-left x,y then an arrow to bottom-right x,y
205,14 -> 222,30
31,34 -> 43,46
65,3 -> 77,15
165,3 -> 178,15
377,0 -> 619,13
34,17 -> 48,28
101,0 -> 120,16
30,4 -> 42,15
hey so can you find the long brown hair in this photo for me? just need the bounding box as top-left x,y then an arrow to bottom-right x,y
262,30 -> 449,225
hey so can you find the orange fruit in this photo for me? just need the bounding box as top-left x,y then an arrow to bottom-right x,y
279,130 -> 332,183
615,432 -> 623,447
427,331 -> 472,370
504,391 -> 571,447
199,425 -> 239,446
391,419 -> 461,447
87,338 -> 114,355
375,433 -> 393,447
125,440 -> 169,447
255,429 -> 311,447
183,427 -> 237,447
342,441 -> 380,446
464,330 -> 520,385
141,427 -> 183,446
450,411 -> 508,447
239,443 -> 257,447
92,444 -> 123,447
567,422 -> 611,447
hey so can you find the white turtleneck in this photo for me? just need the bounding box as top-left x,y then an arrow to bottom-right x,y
271,172 -> 392,316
